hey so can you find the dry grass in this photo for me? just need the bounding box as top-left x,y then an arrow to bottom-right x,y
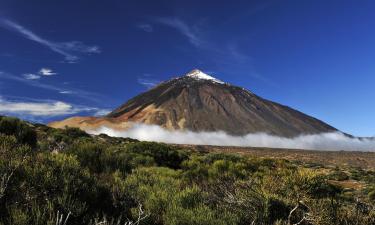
328,180 -> 365,190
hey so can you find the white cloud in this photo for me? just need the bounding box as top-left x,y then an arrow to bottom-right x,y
137,77 -> 160,89
90,124 -> 375,151
93,109 -> 111,116
0,19 -> 100,62
137,23 -> 154,32
0,99 -> 75,116
21,67 -> 56,81
39,68 -> 56,76
154,17 -> 269,83
23,73 -> 41,80
0,71 -> 62,92
59,90 -> 74,94
60,41 -> 101,54
0,71 -> 104,102
155,17 -> 204,47
0,97 -> 109,117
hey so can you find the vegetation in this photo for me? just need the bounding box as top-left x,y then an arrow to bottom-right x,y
0,116 -> 374,224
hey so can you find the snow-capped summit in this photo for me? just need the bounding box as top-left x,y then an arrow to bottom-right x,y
185,69 -> 224,84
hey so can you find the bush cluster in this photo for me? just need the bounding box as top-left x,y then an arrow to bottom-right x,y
0,117 -> 374,224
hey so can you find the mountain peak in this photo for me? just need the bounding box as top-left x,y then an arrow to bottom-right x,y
185,69 -> 224,84
50,69 -> 337,137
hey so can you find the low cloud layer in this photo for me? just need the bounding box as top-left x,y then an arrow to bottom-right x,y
90,123 -> 375,151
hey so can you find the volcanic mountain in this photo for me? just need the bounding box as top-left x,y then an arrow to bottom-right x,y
49,69 -> 337,137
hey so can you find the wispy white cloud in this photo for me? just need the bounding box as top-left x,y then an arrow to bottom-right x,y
0,71 -> 104,102
0,19 -> 100,62
59,90 -> 74,94
60,41 -> 101,54
137,23 -> 154,32
223,2 -> 273,25
227,43 -> 251,63
93,109 -> 111,116
22,68 -> 56,80
0,96 -> 108,117
155,17 -> 204,47
0,71 -> 61,91
23,73 -> 41,80
155,17 -> 270,84
137,77 -> 160,89
39,68 -> 56,76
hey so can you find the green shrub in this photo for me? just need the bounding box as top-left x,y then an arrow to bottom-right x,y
126,142 -> 188,169
369,190 -> 375,202
329,171 -> 349,181
181,155 -> 209,182
0,117 -> 37,147
0,134 -> 32,201
164,204 -> 234,225
124,167 -> 181,224
67,142 -> 156,175
265,197 -> 290,224
64,127 -> 90,138
15,153 -> 97,224
66,142 -> 106,173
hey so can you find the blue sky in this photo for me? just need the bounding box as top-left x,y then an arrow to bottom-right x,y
0,0 -> 374,136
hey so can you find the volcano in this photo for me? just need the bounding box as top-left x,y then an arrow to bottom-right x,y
49,69 -> 337,137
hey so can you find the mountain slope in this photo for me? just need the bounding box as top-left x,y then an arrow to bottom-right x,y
49,69 -> 337,137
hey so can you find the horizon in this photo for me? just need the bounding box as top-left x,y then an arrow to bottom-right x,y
0,0 -> 374,137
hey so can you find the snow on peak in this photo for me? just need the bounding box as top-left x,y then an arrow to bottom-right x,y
185,69 -> 224,84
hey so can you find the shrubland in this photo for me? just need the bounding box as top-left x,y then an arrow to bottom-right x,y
0,116 -> 374,225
